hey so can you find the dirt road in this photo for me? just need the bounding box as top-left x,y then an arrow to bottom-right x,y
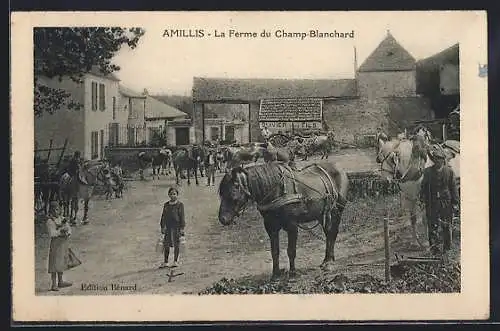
35,149 -> 450,295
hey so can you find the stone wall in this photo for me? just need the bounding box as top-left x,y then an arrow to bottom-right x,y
358,71 -> 416,100
323,98 -> 389,145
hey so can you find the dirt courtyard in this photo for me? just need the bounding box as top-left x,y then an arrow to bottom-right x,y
34,148 -> 459,295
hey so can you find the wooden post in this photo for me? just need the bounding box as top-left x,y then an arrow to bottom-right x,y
55,139 -> 68,170
442,123 -> 447,141
201,103 -> 206,145
384,215 -> 391,282
46,139 -> 53,161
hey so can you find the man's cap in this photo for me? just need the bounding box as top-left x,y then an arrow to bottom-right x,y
428,144 -> 446,160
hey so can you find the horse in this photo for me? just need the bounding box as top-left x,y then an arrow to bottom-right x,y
58,161 -> 109,225
218,161 -> 349,280
293,134 -> 334,161
34,160 -> 60,215
225,144 -> 262,170
376,136 -> 460,248
172,145 -> 204,185
137,150 -> 170,180
261,142 -> 295,165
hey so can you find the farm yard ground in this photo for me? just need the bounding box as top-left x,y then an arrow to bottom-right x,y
34,148 -> 460,295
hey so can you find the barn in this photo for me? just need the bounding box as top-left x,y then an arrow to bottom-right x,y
192,31 -> 440,145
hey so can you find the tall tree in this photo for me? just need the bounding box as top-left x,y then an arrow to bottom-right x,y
34,27 -> 145,116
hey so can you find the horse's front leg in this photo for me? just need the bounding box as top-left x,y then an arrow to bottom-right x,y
264,220 -> 281,281
81,199 -> 89,225
195,166 -> 199,185
285,223 -> 298,278
71,197 -> 79,223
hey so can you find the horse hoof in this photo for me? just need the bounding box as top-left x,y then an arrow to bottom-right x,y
288,270 -> 297,279
320,261 -> 335,272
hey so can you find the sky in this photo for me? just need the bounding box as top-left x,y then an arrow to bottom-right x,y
110,11 -> 474,96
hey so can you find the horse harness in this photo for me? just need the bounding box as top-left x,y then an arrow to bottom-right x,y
256,163 -> 339,231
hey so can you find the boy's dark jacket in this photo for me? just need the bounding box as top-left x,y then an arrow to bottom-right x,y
160,201 -> 185,229
420,164 -> 459,219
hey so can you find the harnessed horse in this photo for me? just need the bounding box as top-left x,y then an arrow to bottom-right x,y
218,161 -> 349,280
58,161 -> 109,225
376,136 -> 460,248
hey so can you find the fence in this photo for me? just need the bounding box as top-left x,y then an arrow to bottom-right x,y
105,124 -> 168,148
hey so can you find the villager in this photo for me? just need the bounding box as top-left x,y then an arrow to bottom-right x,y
205,149 -> 216,186
159,187 -> 186,268
46,201 -> 73,291
420,145 -> 459,256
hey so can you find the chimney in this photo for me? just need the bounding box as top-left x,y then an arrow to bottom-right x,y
143,88 -> 149,96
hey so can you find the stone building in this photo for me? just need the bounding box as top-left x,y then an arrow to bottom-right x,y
191,31 -> 440,145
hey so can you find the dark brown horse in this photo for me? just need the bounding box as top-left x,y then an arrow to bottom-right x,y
172,145 -> 205,185
218,161 -> 349,280
59,161 -> 109,225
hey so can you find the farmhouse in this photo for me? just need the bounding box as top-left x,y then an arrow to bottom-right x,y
192,31 -> 444,145
35,66 -> 121,161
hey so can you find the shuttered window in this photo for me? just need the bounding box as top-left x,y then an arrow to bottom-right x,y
91,131 -> 99,159
99,83 -> 106,110
91,82 -> 98,111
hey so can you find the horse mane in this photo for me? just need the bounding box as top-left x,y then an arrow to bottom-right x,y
242,164 -> 283,203
411,135 -> 429,161
218,163 -> 283,203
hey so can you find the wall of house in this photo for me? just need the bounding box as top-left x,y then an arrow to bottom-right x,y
34,76 -> 86,162
193,103 -> 203,143
358,71 -> 416,100
83,74 -> 119,159
323,98 -> 390,144
249,101 -> 261,142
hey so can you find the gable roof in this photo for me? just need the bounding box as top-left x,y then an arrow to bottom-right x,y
358,32 -> 416,72
192,77 -> 357,102
85,65 -> 121,81
145,96 -> 187,119
119,85 -> 146,98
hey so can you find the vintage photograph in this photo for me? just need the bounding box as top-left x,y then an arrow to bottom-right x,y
12,11 -> 488,321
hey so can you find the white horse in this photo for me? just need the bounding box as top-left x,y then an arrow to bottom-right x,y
376,137 -> 460,248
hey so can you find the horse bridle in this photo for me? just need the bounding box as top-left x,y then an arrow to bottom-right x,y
378,149 -> 399,178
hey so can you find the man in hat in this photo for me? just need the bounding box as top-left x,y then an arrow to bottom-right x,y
65,151 -> 87,184
420,144 -> 459,256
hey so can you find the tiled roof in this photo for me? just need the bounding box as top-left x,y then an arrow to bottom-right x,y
119,85 -> 146,98
358,32 -> 416,72
145,96 -> 187,119
192,77 -> 357,102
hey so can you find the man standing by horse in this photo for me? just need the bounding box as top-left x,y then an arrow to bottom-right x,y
420,145 -> 459,257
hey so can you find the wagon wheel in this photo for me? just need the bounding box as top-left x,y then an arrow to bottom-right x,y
268,133 -> 291,147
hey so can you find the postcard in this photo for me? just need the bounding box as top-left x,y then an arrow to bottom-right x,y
11,11 -> 488,322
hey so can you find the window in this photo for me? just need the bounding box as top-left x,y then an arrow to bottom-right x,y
210,127 -> 220,141
112,97 -> 116,120
91,82 -> 98,111
99,83 -> 106,110
91,131 -> 99,159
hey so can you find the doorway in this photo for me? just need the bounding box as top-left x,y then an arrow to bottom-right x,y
175,127 -> 190,146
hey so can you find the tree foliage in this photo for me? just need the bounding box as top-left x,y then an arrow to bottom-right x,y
34,27 -> 145,117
